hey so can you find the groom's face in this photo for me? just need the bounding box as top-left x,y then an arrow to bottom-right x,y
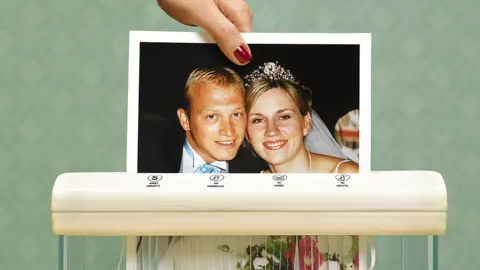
178,82 -> 246,164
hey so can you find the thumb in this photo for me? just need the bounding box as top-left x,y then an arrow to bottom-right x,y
196,4 -> 252,65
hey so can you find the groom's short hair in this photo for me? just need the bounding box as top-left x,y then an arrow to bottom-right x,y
183,67 -> 245,116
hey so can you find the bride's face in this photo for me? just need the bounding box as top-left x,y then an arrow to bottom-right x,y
247,88 -> 310,165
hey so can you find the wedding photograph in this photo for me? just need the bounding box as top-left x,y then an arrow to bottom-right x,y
128,32 -> 367,176
126,31 -> 371,270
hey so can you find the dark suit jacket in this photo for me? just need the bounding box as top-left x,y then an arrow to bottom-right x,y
137,113 -> 268,174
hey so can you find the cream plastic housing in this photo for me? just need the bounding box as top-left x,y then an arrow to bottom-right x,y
50,171 -> 447,236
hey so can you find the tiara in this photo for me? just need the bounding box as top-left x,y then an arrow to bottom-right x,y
244,61 -> 297,87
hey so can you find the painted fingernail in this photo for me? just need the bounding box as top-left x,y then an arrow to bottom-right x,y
234,44 -> 252,64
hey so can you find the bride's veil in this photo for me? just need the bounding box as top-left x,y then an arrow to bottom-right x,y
305,109 -> 347,159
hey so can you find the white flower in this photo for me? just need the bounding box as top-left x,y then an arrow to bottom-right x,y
319,261 -> 341,270
253,257 -> 269,269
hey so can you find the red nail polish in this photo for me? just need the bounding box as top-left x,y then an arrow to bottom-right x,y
234,45 -> 252,64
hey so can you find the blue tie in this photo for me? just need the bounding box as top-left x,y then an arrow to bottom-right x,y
194,164 -> 222,174
184,140 -> 222,174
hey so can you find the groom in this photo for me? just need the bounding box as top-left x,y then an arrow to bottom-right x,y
138,68 -> 267,173
176,66 -> 260,173
137,67 -> 266,174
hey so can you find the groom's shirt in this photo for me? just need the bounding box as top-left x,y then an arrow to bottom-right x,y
179,139 -> 228,173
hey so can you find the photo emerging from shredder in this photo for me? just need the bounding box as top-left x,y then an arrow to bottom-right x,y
132,37 -> 366,270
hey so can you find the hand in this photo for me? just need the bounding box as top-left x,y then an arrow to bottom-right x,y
157,0 -> 253,65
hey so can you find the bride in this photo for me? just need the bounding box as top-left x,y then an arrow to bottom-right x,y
155,62 -> 360,270
243,61 -> 359,175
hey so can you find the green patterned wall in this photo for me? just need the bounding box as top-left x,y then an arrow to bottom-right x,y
1,0 -> 478,269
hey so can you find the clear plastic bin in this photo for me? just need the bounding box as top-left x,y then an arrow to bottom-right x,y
58,235 -> 437,270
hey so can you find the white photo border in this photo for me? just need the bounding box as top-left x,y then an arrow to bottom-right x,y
126,30 -> 372,270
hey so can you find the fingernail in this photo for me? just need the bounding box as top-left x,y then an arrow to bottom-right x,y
234,45 -> 252,64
